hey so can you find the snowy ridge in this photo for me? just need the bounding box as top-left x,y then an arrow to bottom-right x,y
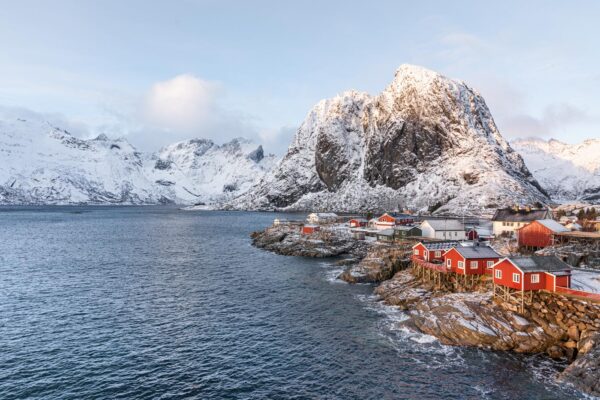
229,64 -> 548,215
0,116 -> 276,205
512,138 -> 600,201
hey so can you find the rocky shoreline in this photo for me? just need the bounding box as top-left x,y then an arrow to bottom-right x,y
250,225 -> 600,397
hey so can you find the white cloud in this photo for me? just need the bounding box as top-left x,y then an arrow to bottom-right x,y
141,74 -> 220,134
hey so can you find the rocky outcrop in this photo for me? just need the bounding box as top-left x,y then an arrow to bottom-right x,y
250,224 -> 369,258
559,331 -> 600,396
339,246 -> 411,284
231,64 -> 548,215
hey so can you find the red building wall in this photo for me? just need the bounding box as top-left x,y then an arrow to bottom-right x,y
302,226 -> 320,235
517,221 -> 554,248
349,219 -> 366,228
413,243 -> 427,260
444,248 -> 499,275
492,259 -> 523,290
556,275 -> 571,288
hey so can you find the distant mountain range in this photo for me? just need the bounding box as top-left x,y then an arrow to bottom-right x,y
0,117 -> 276,205
0,65 -> 597,212
511,138 -> 600,202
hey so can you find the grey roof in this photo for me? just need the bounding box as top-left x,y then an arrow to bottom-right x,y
536,219 -> 569,233
492,208 -> 549,222
421,241 -> 459,250
454,245 -> 501,259
422,219 -> 464,231
350,218 -> 368,222
510,256 -> 572,273
377,229 -> 395,236
386,213 -> 414,219
394,225 -> 420,231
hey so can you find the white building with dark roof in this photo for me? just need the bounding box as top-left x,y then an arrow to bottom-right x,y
420,219 -> 465,240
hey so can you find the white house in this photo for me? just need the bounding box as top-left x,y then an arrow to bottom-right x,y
307,212 -> 338,224
491,207 -> 551,236
420,219 -> 466,240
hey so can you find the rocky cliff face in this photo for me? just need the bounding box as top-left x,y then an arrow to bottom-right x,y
512,138 -> 600,201
231,65 -> 547,215
0,117 -> 275,205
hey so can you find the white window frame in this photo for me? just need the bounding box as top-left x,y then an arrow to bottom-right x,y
446,259 -> 451,268
414,249 -> 420,255
470,261 -> 478,269
458,261 -> 464,269
486,261 -> 494,269
512,273 -> 521,283
530,274 -> 540,284
495,269 -> 502,279
435,251 -> 441,258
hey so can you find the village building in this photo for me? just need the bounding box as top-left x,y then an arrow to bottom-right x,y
376,229 -> 396,243
492,255 -> 572,292
301,225 -> 320,235
367,218 -> 378,229
466,227 -> 494,241
419,219 -> 465,240
307,212 -> 338,224
394,225 -> 422,239
444,245 -> 501,275
491,206 -> 551,236
516,219 -> 569,250
565,222 -> 583,231
348,218 -> 367,228
273,218 -> 303,227
412,241 -> 459,263
375,212 -> 415,230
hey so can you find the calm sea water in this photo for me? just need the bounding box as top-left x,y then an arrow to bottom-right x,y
0,207 -> 584,399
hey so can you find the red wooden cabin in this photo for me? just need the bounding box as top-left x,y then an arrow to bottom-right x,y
492,256 -> 572,292
376,213 -> 415,229
349,218 -> 367,228
444,245 -> 501,275
412,241 -> 457,263
516,219 -> 568,249
301,225 -> 320,235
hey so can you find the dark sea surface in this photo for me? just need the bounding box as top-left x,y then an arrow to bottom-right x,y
0,207 -> 583,399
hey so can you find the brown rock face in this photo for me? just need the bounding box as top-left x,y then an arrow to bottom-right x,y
559,332 -> 600,397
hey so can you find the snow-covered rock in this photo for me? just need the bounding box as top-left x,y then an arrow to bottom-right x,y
0,116 -> 276,205
230,64 -> 548,215
512,138 -> 600,201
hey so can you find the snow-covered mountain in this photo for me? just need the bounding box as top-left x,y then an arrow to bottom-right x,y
0,116 -> 276,205
230,64 -> 548,215
512,138 -> 600,201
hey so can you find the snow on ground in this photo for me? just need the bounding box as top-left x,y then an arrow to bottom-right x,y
571,269 -> 600,293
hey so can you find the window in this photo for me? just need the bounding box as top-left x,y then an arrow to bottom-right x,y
512,273 -> 520,283
487,261 -> 494,269
443,232 -> 446,238
502,222 -> 506,226
470,261 -> 478,269
454,231 -> 458,237
531,274 -> 540,283
458,261 -> 464,269
447,259 -> 451,268
495,269 -> 502,279
435,251 -> 441,258
414,249 -> 419,255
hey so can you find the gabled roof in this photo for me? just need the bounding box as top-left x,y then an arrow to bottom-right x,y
394,225 -> 421,232
492,208 -> 549,222
385,212 -> 414,219
535,219 -> 569,233
421,219 -> 464,231
509,256 -> 572,273
377,228 -> 395,236
420,241 -> 460,250
453,245 -> 501,259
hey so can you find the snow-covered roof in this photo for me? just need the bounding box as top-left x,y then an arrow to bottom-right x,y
510,256 -> 571,273
453,245 -> 500,259
377,229 -> 395,236
421,219 -> 464,231
536,219 -> 569,233
492,208 -> 549,222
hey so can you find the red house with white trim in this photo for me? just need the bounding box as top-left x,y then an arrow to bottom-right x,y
412,241 -> 457,263
444,245 -> 501,275
349,218 -> 367,228
376,213 -> 415,229
516,219 -> 568,249
492,256 -> 572,292
302,225 -> 320,235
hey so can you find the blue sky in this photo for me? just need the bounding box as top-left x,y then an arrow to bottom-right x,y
0,0 -> 599,153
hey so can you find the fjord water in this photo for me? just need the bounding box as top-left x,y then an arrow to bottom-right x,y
0,207 -> 581,399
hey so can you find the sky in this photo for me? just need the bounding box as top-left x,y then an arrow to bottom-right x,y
0,0 -> 599,153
